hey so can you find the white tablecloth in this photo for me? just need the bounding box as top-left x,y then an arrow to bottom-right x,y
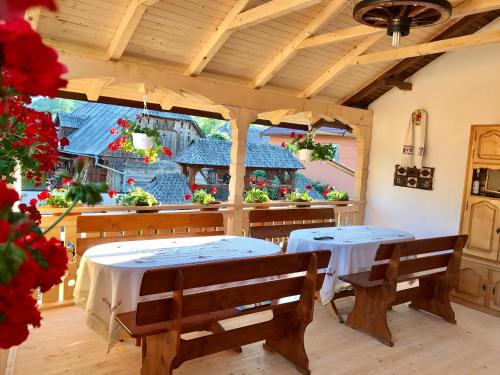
286,226 -> 414,305
74,235 -> 281,350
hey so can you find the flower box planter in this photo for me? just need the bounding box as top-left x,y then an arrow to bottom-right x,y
132,133 -> 155,149
288,200 -> 311,208
254,203 -> 270,209
200,201 -> 221,211
297,149 -> 313,162
330,200 -> 349,207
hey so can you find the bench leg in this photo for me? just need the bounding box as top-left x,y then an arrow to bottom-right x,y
141,333 -> 177,375
345,286 -> 394,347
207,321 -> 243,353
263,312 -> 311,375
409,277 -> 456,324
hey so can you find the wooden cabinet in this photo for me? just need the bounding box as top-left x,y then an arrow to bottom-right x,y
473,126 -> 500,164
455,260 -> 489,306
462,197 -> 500,261
456,125 -> 500,318
490,270 -> 500,312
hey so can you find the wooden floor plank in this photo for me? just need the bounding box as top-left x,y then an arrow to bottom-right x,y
13,298 -> 500,375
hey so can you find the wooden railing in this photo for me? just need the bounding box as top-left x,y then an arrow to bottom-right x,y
37,201 -> 364,309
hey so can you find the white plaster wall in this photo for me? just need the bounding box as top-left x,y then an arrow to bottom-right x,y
365,19 -> 500,238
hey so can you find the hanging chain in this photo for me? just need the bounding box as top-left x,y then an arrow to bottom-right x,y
142,94 -> 151,128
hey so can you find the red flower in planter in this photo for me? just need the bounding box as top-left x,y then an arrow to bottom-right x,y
281,142 -> 286,148
162,146 -> 173,157
109,128 -> 118,135
0,0 -> 57,20
116,118 -> 129,128
256,181 -> 264,188
297,134 -> 303,140
210,187 -> 217,194
290,132 -> 296,138
62,177 -> 72,185
184,194 -> 192,201
280,187 -> 287,195
305,185 -> 312,191
191,184 -> 199,191
108,190 -> 117,199
144,156 -> 150,164
0,181 -> 19,208
59,137 -> 69,148
29,199 -> 38,207
36,190 -> 50,201
127,178 -> 135,186
0,19 -> 67,96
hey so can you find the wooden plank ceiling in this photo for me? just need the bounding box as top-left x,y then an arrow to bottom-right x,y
34,0 -> 500,113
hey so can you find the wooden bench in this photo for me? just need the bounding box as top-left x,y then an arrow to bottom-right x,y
248,207 -> 336,251
75,211 -> 225,256
338,235 -> 467,346
115,250 -> 331,375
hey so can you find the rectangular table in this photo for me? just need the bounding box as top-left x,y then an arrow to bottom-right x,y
286,226 -> 414,305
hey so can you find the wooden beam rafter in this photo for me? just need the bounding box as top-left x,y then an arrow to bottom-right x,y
353,28 -> 500,65
228,0 -> 323,31
252,0 -> 347,89
298,0 -> 500,50
104,0 -> 158,61
58,50 -> 372,126
85,78 -> 115,101
184,0 -> 250,76
299,33 -> 384,98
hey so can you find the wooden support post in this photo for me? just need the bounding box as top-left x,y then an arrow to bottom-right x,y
352,124 -> 372,224
226,107 -> 258,236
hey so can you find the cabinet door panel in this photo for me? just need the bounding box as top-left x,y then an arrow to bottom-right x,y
473,128 -> 500,164
454,260 -> 489,306
462,199 -> 500,261
490,271 -> 500,312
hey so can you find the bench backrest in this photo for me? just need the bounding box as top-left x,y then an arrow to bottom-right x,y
248,208 -> 335,243
76,212 -> 224,255
368,235 -> 468,282
136,250 -> 331,326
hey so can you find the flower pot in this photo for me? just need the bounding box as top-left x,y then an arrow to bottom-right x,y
331,200 -> 348,207
254,203 -> 270,209
297,149 -> 313,162
132,133 -> 155,149
288,200 -> 311,208
200,201 -> 220,211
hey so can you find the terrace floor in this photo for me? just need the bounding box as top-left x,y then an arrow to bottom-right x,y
13,299 -> 500,375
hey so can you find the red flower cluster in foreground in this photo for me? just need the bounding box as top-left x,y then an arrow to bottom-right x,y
0,19 -> 67,97
0,182 -> 68,349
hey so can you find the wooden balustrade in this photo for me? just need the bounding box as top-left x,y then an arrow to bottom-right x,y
36,201 -> 364,309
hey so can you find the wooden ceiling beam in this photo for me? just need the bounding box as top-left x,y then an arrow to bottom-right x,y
298,25 -> 383,49
104,0 -> 158,61
58,50 -> 372,126
228,0 -> 323,31
85,78 -> 115,101
298,0 -> 500,50
252,0 -> 347,89
184,0 -> 250,76
299,33 -> 384,98
353,28 -> 500,65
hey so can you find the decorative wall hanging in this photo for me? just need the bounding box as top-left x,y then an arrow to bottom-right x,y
395,109 -> 435,190
394,165 -> 434,190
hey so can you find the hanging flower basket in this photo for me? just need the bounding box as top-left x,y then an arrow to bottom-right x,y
297,149 -> 314,162
132,133 -> 155,150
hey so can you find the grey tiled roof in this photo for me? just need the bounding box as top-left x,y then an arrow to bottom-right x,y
260,126 -> 351,136
172,139 -> 304,170
57,113 -> 88,129
144,174 -> 192,204
295,174 -> 325,200
58,102 -> 197,156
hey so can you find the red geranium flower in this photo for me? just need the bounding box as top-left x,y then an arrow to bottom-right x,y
0,19 -> 67,96
297,134 -> 303,140
210,187 -> 217,194
144,156 -> 150,164
0,0 -> 57,20
109,128 -> 118,135
127,178 -> 135,186
281,142 -> 286,148
305,184 -> 312,190
108,190 -> 117,199
162,146 -> 173,157
290,132 -> 296,138
191,184 -> 199,191
0,181 -> 19,208
59,137 -> 69,148
62,177 -> 72,185
116,118 -> 129,128
280,187 -> 287,195
29,198 -> 38,207
256,181 -> 264,188
36,190 -> 50,201
184,194 -> 192,201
